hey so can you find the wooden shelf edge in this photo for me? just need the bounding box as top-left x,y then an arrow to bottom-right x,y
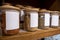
0,28 -> 60,40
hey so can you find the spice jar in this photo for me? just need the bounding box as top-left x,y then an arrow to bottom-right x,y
50,11 -> 60,28
0,3 -> 20,36
24,7 -> 40,31
38,9 -> 51,29
16,5 -> 25,29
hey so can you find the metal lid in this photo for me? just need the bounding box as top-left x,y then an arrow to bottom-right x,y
50,11 -> 60,15
16,5 -> 25,9
50,11 -> 59,13
25,6 -> 33,8
25,7 -> 40,12
0,3 -> 20,10
39,9 -> 49,13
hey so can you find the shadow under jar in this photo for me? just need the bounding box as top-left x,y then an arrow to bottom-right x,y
38,9 -> 51,29
50,11 -> 60,28
24,7 -> 40,32
0,3 -> 20,36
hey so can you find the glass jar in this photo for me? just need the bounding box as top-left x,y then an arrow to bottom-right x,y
38,9 -> 51,29
0,3 -> 20,36
24,7 -> 40,31
50,11 -> 60,28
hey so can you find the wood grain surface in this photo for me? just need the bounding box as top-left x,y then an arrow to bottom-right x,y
0,28 -> 60,40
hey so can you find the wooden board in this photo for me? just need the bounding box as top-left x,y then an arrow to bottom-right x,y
0,28 -> 60,40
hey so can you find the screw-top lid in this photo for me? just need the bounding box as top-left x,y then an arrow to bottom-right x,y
50,11 -> 59,13
50,11 -> 60,15
0,3 -> 20,10
16,5 -> 25,9
39,9 -> 50,13
24,6 -> 40,12
25,6 -> 33,8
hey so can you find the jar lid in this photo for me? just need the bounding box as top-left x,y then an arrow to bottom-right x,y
50,11 -> 59,13
25,7 -> 40,12
0,3 -> 20,10
25,6 -> 33,8
39,9 -> 50,13
50,11 -> 60,14
16,5 -> 25,9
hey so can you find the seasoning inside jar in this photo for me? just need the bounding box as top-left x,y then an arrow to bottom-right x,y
38,9 -> 51,29
0,3 -> 20,36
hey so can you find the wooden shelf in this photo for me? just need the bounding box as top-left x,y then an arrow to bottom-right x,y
0,28 -> 60,40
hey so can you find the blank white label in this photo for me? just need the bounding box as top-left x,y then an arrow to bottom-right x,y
51,15 -> 59,26
21,10 -> 24,21
6,10 -> 19,30
30,12 -> 38,27
44,13 -> 50,26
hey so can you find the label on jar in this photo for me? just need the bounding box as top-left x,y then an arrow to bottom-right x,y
6,10 -> 19,30
51,15 -> 59,26
30,12 -> 38,28
44,13 -> 50,26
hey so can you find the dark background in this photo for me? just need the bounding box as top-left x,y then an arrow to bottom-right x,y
0,0 -> 55,9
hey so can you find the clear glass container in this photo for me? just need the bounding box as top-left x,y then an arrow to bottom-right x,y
50,11 -> 60,28
0,3 -> 20,36
38,9 -> 51,29
24,7 -> 40,31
